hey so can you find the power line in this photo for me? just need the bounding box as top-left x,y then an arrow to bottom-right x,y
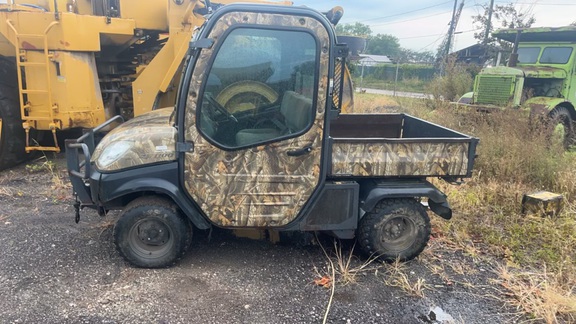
366,2 -> 475,28
495,1 -> 576,4
357,1 -> 453,23
418,34 -> 446,52
369,9 -> 454,27
398,33 -> 445,40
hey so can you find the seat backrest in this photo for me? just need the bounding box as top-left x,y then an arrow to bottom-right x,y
280,91 -> 313,133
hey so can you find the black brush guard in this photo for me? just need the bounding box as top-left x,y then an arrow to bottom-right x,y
66,116 -> 124,211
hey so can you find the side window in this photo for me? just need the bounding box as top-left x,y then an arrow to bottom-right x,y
197,28 -> 317,148
540,47 -> 573,64
517,47 -> 540,64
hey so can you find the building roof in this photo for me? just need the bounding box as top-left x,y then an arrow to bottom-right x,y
358,54 -> 393,65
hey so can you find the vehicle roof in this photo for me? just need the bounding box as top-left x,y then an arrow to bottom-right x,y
493,26 -> 576,43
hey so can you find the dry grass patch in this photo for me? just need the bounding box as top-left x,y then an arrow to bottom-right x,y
351,93 -> 399,113
382,260 -> 431,298
496,265 -> 576,324
352,91 -> 576,320
315,239 -> 382,287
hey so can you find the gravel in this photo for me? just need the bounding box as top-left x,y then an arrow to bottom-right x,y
0,157 -> 516,323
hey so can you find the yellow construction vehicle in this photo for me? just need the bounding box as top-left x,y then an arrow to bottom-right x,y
0,0 -> 295,169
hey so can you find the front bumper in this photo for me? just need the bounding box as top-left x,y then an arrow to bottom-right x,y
66,116 -> 124,209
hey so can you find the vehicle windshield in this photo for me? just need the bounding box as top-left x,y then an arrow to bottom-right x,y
540,47 -> 573,64
517,47 -> 540,64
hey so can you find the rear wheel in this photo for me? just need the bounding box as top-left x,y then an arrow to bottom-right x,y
114,197 -> 193,268
358,199 -> 431,262
0,57 -> 27,170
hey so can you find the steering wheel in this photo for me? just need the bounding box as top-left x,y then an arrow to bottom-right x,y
205,93 -> 238,123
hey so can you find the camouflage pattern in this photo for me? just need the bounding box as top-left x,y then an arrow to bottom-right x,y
183,11 -> 330,227
330,141 -> 470,177
93,108 -> 177,171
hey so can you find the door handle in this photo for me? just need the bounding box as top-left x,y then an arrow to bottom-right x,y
286,146 -> 312,157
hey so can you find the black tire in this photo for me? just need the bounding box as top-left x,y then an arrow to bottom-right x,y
358,199 -> 431,262
549,106 -> 575,150
113,197 -> 193,268
0,57 -> 27,170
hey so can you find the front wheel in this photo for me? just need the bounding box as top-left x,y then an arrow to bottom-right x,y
549,106 -> 575,150
113,197 -> 192,268
358,199 -> 431,262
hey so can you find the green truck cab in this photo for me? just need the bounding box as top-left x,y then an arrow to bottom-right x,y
67,3 -> 478,268
460,26 -> 576,147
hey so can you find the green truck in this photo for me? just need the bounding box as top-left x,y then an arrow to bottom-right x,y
459,26 -> 576,147
67,3 -> 478,268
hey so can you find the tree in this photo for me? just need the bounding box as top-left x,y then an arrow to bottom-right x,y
366,34 -> 401,58
472,3 -> 535,59
335,22 -> 372,37
400,49 -> 435,63
335,22 -> 434,63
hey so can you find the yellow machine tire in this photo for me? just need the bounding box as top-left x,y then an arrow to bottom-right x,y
0,57 -> 27,170
216,81 -> 279,114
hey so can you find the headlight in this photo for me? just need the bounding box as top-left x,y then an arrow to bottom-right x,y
96,140 -> 134,169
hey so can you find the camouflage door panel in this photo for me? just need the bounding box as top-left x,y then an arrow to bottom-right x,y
184,11 -> 330,227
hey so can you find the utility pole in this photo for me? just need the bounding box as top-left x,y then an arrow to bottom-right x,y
445,0 -> 458,59
484,0 -> 495,44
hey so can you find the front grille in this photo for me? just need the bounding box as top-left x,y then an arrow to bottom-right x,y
474,76 -> 515,105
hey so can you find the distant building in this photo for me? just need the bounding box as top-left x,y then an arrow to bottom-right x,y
451,44 -> 487,65
358,54 -> 393,66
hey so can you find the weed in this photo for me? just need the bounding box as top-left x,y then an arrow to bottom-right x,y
352,92 -> 576,320
383,260 -> 431,298
26,156 -> 56,173
352,92 -> 399,113
428,59 -> 474,102
0,186 -> 12,197
496,265 -> 576,323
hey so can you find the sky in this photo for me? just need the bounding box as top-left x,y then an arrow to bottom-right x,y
290,0 -> 576,53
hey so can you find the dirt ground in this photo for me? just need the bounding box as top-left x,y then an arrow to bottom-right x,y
0,156 -> 518,323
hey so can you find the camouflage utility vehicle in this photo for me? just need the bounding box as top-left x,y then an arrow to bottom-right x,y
459,26 -> 576,147
67,3 -> 478,268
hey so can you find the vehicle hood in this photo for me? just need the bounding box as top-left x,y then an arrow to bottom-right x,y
480,65 -> 567,79
92,108 -> 177,172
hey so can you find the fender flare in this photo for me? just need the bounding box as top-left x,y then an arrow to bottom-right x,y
525,97 -> 575,117
457,91 -> 474,104
360,180 -> 452,219
96,163 -> 211,230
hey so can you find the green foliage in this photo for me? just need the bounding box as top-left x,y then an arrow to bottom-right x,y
427,60 -> 473,102
472,2 -> 536,59
366,34 -> 401,58
355,63 -> 435,81
335,22 -> 372,37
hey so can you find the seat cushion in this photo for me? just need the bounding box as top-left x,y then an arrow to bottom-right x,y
280,91 -> 313,132
235,128 -> 281,146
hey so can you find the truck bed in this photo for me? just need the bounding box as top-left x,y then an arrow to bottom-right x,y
328,114 -> 478,178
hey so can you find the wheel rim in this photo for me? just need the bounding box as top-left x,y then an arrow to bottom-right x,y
128,218 -> 174,260
376,216 -> 417,253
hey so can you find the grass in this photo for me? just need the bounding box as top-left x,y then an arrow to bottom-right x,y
25,155 -> 71,201
351,92 -> 576,323
347,92 -> 399,113
382,259 -> 431,298
355,76 -> 430,94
